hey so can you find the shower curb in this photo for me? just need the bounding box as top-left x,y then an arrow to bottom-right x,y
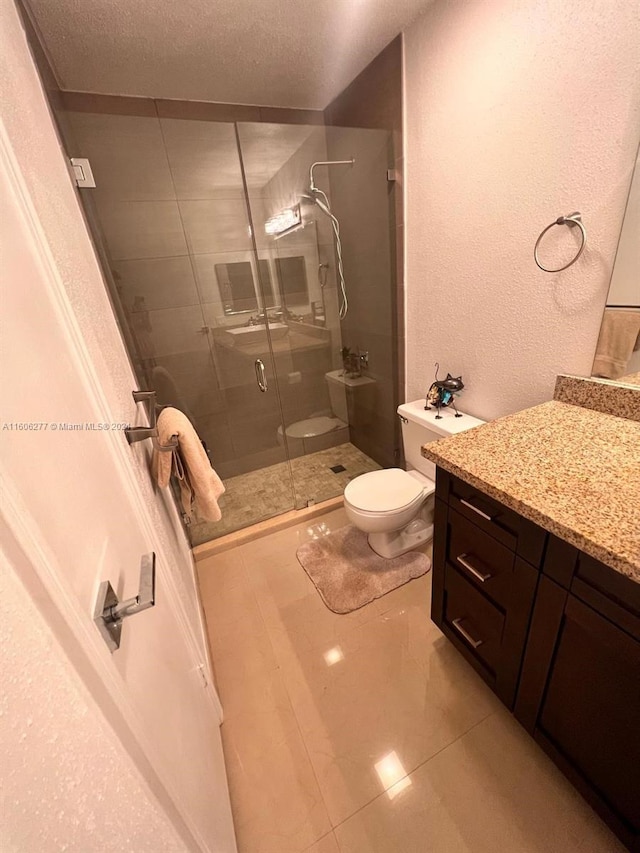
191,496 -> 344,562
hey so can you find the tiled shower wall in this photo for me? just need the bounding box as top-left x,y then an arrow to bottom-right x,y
257,129 -> 345,429
22,0 -> 403,479
63,95 -> 403,476
325,36 -> 404,468
65,109 -> 258,477
62,104 -> 369,479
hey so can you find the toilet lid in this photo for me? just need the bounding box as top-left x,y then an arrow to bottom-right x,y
284,417 -> 342,439
344,468 -> 424,513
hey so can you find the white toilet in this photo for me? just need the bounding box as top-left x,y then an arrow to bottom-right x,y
344,400 -> 484,558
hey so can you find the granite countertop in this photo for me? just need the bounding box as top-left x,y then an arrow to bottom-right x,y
422,400 -> 640,582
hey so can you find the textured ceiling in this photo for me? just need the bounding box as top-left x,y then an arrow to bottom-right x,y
27,0 -> 432,109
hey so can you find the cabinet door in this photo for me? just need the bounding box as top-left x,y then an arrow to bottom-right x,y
537,595 -> 640,847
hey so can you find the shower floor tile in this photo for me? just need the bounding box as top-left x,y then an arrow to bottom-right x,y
189,442 -> 381,546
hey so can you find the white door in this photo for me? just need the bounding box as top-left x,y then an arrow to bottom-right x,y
0,116 -> 236,851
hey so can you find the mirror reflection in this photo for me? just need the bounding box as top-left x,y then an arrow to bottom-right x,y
591,149 -> 640,382
275,256 -> 309,309
217,261 -> 259,314
215,227 -> 324,324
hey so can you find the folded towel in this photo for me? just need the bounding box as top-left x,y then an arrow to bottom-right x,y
592,308 -> 640,379
152,407 -> 225,523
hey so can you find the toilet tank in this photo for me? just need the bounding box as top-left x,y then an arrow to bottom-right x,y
325,370 -> 376,424
397,400 -> 485,480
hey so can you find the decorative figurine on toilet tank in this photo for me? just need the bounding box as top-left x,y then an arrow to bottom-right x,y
425,363 -> 464,419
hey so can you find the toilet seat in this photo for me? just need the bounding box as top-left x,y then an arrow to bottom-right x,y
281,416 -> 344,439
344,468 -> 429,514
276,415 -> 350,457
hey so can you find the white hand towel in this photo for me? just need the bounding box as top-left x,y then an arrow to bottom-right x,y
152,407 -> 225,523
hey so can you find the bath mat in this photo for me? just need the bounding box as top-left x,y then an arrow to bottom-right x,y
296,524 -> 431,614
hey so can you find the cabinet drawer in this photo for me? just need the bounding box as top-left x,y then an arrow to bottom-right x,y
443,564 -> 504,676
438,470 -> 546,566
447,506 -> 515,609
543,535 -> 640,640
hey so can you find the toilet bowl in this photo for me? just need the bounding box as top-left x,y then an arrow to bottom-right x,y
277,416 -> 349,456
344,401 -> 485,559
344,468 -> 435,559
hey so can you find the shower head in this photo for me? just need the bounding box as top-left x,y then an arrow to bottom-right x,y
308,159 -> 355,192
301,187 -> 332,217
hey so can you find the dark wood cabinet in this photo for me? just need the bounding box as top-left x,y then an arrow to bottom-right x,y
516,573 -> 640,851
436,468 -> 547,566
432,470 -> 543,708
432,466 -> 640,852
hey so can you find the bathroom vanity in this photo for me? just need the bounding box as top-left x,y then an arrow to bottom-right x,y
423,393 -> 640,851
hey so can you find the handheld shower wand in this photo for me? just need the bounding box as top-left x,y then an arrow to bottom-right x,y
306,159 -> 354,319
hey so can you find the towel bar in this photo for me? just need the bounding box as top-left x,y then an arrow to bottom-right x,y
125,390 -> 178,453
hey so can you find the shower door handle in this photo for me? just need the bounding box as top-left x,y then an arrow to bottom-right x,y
255,359 -> 268,392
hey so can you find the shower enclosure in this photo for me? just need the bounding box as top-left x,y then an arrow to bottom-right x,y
60,105 -> 399,545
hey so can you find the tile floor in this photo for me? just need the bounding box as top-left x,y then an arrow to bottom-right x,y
197,507 -> 624,853
190,443 -> 380,545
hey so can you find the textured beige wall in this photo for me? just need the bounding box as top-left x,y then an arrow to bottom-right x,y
404,0 -> 640,420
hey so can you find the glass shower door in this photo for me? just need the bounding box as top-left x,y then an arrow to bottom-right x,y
156,115 -> 299,541
236,121 -> 386,508
236,122 -> 349,508
62,107 -> 297,542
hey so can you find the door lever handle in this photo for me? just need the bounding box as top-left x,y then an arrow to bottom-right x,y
94,553 -> 156,652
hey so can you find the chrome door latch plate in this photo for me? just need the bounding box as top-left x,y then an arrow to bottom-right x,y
94,552 -> 156,652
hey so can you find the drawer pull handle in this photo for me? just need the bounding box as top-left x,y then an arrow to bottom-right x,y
456,553 -> 492,583
460,497 -> 495,522
452,617 -> 484,649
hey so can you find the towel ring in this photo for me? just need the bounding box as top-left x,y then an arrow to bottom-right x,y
534,212 -> 586,272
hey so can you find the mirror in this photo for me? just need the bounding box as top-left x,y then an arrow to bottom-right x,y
217,259 -> 275,315
264,220 -> 326,325
213,223 -> 326,323
275,256 -> 309,308
216,262 -> 258,314
591,148 -> 640,381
